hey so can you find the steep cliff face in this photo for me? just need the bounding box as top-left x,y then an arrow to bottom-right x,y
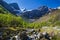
0,0 -> 21,15
9,3 -> 21,15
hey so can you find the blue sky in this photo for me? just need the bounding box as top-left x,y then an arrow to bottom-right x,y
4,0 -> 60,10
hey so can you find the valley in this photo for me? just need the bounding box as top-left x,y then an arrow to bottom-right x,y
0,0 -> 60,40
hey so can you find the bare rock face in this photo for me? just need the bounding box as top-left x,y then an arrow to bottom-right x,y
21,6 -> 50,19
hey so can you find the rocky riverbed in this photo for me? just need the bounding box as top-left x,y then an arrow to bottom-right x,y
0,27 -> 60,40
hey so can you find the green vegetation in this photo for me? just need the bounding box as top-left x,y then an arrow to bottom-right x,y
0,5 -> 29,39
0,5 -> 28,28
30,10 -> 60,28
0,4 -> 60,28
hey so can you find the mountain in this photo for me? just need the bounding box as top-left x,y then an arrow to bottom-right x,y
0,0 -> 21,15
0,0 -> 56,19
9,3 -> 20,10
9,3 -> 21,15
32,9 -> 60,27
21,6 -> 52,19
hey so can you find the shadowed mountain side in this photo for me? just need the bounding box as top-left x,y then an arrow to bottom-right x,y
0,0 -> 21,15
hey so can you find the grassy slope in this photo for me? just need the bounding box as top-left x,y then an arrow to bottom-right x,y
0,5 -> 28,28
33,9 -> 60,26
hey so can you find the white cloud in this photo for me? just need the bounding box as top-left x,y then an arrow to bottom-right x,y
57,6 -> 60,9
